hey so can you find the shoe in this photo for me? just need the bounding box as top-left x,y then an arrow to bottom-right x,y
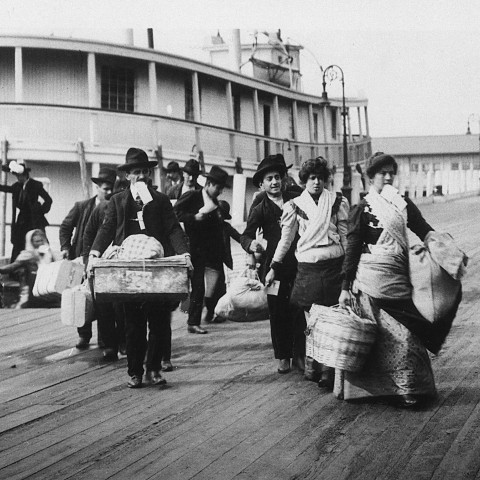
211,316 -> 226,323
102,348 -> 118,361
203,311 -> 215,323
277,359 -> 291,374
127,375 -> 143,389
146,370 -> 167,386
75,337 -> 90,350
188,325 -> 208,334
395,394 -> 419,409
118,344 -> 127,356
161,360 -> 173,372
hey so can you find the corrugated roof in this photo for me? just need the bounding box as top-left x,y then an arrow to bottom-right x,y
372,135 -> 480,156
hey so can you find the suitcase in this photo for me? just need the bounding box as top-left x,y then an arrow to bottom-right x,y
92,255 -> 189,303
33,260 -> 84,300
61,284 -> 94,327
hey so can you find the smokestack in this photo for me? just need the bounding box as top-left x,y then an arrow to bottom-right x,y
147,28 -> 154,49
229,29 -> 241,73
125,29 -> 134,46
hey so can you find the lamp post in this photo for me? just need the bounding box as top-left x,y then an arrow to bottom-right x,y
322,65 -> 351,204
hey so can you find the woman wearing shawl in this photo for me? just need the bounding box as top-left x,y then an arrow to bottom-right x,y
0,229 -> 54,308
265,157 -> 349,385
338,153 -> 461,408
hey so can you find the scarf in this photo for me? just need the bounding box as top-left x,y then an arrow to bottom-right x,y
293,189 -> 333,255
355,185 -> 411,299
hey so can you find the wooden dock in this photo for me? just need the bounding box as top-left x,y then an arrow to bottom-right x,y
1,195 -> 480,480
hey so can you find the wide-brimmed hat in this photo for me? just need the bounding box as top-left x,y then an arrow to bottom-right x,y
204,165 -> 230,188
218,200 -> 232,220
91,167 -> 117,186
163,161 -> 180,173
2,160 -> 31,174
182,159 -> 201,176
365,152 -> 397,178
118,148 -> 158,172
252,154 -> 289,187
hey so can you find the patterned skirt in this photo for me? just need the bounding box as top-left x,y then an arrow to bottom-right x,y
334,290 -> 437,400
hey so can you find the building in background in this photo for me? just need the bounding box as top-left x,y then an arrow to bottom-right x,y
372,135 -> 480,202
0,31 -> 371,254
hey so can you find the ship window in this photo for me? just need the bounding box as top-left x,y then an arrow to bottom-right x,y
101,66 -> 135,112
451,163 -> 459,170
289,104 -> 295,139
185,77 -> 194,121
233,95 -> 241,130
313,113 -> 319,143
331,109 -> 337,139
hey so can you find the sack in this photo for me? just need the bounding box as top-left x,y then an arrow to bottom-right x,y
33,260 -> 84,299
215,291 -> 268,322
409,232 -> 466,323
229,269 -> 267,311
305,304 -> 377,372
118,234 -> 164,260
61,283 -> 94,327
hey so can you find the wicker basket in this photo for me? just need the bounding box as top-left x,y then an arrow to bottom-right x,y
306,304 -> 377,372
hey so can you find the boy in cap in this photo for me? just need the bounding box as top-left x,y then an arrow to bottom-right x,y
167,159 -> 202,201
240,154 -> 300,374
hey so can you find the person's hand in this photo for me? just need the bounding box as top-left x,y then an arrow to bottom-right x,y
61,249 -> 69,259
265,268 -> 276,287
194,212 -> 205,222
249,240 -> 265,254
184,253 -> 193,272
86,255 -> 99,279
338,290 -> 351,308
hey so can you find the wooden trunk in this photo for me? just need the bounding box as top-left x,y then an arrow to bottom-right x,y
92,256 -> 189,303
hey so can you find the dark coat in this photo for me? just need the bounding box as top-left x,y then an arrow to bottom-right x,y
173,189 -> 224,267
0,178 -> 52,245
167,181 -> 202,200
82,199 -> 109,261
223,222 -> 242,270
59,197 -> 97,259
240,191 -> 300,280
91,187 -> 188,257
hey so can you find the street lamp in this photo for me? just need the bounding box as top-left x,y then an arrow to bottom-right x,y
322,65 -> 351,204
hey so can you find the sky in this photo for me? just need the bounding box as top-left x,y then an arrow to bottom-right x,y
3,0 -> 480,138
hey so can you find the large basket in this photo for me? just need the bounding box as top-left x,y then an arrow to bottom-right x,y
306,304 -> 377,372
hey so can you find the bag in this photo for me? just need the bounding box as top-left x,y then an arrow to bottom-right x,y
33,260 -> 84,299
118,234 -> 164,260
214,291 -> 268,322
305,304 -> 377,372
409,232 -> 467,323
229,269 -> 268,311
61,283 -> 94,327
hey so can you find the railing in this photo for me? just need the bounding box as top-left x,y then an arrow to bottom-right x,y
0,103 -> 371,170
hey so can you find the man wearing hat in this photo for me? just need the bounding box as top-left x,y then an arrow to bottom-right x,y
166,159 -> 202,201
240,154 -> 300,374
174,165 -> 230,333
60,166 -> 116,349
88,148 -> 190,388
0,161 -> 53,262
163,161 -> 182,193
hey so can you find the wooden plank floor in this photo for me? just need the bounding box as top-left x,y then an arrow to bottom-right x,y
1,195 -> 480,480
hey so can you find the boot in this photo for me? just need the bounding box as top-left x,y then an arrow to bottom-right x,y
203,297 -> 215,323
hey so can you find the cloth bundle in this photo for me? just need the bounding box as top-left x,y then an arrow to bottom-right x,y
117,234 -> 164,260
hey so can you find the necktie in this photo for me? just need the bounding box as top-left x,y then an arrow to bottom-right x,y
135,195 -> 143,210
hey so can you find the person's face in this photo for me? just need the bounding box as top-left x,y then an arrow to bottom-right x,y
96,182 -> 113,201
126,167 -> 151,186
15,172 -> 28,184
167,171 -> 181,184
371,164 -> 396,193
260,170 -> 282,197
205,180 -> 224,199
31,233 -> 45,249
305,173 -> 325,197
183,171 -> 197,188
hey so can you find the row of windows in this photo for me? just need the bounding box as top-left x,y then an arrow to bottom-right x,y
410,161 -> 480,172
100,66 -> 336,140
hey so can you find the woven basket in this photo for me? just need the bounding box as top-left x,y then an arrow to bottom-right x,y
306,304 -> 377,372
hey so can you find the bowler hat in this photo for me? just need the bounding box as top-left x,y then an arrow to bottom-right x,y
204,165 -> 230,188
365,152 -> 398,178
182,159 -> 201,176
252,154 -> 289,187
91,167 -> 117,186
218,200 -> 232,220
2,160 -> 31,174
118,148 -> 158,172
163,161 -> 180,173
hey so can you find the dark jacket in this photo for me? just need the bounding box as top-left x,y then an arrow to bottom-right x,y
223,222 -> 242,270
91,187 -> 188,257
0,178 -> 52,245
59,197 -> 97,259
82,199 -> 109,262
240,191 -> 300,280
174,189 -> 224,267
